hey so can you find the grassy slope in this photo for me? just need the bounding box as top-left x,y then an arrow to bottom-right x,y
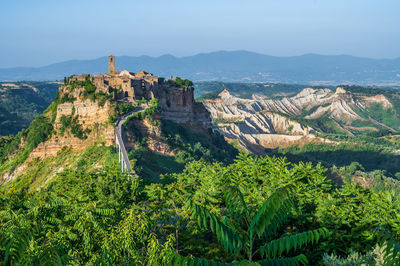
3,144 -> 118,192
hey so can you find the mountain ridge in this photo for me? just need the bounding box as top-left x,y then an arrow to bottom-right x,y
2,51 -> 400,85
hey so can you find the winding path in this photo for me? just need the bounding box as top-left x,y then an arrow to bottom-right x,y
115,106 -> 147,173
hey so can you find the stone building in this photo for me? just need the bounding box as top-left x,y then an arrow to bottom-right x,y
67,55 -> 211,127
87,55 -> 160,102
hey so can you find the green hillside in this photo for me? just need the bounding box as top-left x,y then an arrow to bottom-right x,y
0,153 -> 399,264
0,82 -> 59,136
0,81 -> 399,265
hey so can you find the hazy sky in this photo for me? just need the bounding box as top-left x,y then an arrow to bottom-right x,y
0,0 -> 399,67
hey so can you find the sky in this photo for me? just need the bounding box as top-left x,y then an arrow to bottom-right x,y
0,0 -> 399,68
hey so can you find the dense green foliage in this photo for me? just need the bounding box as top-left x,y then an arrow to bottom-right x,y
341,85 -> 399,96
2,80 -> 400,265
124,98 -> 160,124
160,119 -> 238,164
168,77 -> 194,88
174,187 -> 329,264
115,102 -> 139,116
65,75 -> 113,106
175,77 -> 194,87
196,90 -> 222,101
59,114 -> 89,140
125,109 -> 238,180
0,153 -> 399,264
0,82 -> 59,136
275,141 -> 400,176
0,115 -> 53,173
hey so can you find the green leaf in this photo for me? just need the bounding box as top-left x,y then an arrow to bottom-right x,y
249,189 -> 293,238
260,228 -> 329,258
185,197 -> 244,254
224,185 -> 249,223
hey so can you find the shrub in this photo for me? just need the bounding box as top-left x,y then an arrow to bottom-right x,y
59,114 -> 87,140
175,77 -> 183,86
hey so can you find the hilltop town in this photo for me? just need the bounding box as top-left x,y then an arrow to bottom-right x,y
0,56 -> 212,179
65,56 -> 210,126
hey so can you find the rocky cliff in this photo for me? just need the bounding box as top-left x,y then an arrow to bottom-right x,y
30,76 -> 211,159
203,89 -> 316,153
30,100 -> 115,159
124,113 -> 174,156
157,86 -> 211,128
251,87 -> 393,124
1,72 -> 216,182
202,86 -> 397,153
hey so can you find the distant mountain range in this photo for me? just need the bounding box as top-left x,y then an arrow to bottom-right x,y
1,51 -> 400,85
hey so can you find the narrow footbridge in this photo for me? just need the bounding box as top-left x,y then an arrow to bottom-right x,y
115,107 -> 146,173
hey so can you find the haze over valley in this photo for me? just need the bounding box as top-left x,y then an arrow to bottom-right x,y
1,0 -> 400,265
1,51 -> 400,86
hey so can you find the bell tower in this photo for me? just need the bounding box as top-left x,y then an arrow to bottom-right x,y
108,55 -> 115,74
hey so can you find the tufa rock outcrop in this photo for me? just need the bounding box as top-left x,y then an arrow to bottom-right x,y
30,56 -> 211,159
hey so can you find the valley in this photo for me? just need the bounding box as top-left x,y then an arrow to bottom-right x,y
0,81 -> 59,136
2,1 -> 400,264
202,85 -> 400,175
1,64 -> 400,264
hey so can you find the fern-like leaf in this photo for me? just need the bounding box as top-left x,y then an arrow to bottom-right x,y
185,198 -> 244,254
260,228 -> 329,258
260,203 -> 291,241
3,230 -> 33,265
224,186 -> 249,224
39,245 -> 69,266
93,250 -> 114,266
383,238 -> 400,266
249,189 -> 293,238
95,208 -> 115,216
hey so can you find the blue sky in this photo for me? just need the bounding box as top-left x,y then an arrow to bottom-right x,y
0,0 -> 399,67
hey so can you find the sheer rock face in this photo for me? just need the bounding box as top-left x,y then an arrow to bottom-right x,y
157,86 -> 212,128
30,99 -> 115,159
203,89 -> 316,135
252,87 -> 392,123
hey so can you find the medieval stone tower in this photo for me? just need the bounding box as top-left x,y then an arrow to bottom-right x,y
108,55 -> 115,74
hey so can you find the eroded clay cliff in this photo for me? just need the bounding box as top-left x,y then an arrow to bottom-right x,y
203,89 -> 317,153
